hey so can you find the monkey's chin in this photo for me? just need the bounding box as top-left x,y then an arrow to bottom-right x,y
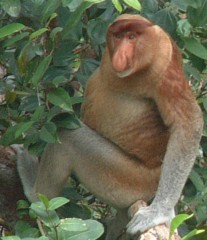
116,69 -> 133,78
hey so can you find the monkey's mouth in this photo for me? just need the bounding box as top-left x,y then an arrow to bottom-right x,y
116,68 -> 133,78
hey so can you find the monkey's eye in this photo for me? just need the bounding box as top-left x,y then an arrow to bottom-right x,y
113,32 -> 123,39
128,33 -> 137,40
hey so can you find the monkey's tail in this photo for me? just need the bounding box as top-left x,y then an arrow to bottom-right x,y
15,145 -> 39,202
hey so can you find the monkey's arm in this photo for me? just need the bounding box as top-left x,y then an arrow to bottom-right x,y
127,89 -> 203,235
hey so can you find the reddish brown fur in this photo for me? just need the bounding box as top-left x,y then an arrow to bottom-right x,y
109,19 -> 152,34
81,14 -> 200,184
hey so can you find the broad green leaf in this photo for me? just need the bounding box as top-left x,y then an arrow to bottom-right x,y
54,114 -> 81,129
183,0 -> 200,8
123,0 -> 141,11
48,197 -> 69,210
187,0 -> 207,27
1,237 -> 21,240
170,214 -> 192,237
0,125 -> 22,146
141,0 -> 158,14
46,12 -> 58,27
59,218 -> 87,232
31,55 -> 52,86
184,38 -> 207,60
38,194 -> 50,208
40,0 -> 61,23
62,1 -> 95,39
87,19 -> 108,45
31,201 -> 60,227
29,28 -> 48,40
112,0 -> 123,12
31,106 -> 46,121
0,23 -> 25,40
31,201 -> 47,213
39,122 -> 58,143
1,0 -> 21,17
189,169 -> 205,191
47,88 -> 72,112
62,0 -> 82,11
14,121 -> 34,138
17,200 -> 30,210
3,32 -> 29,47
50,27 -> 63,41
85,0 -> 105,3
203,98 -> 207,112
177,19 -> 192,38
181,229 -> 205,240
171,0 -> 187,11
52,75 -> 67,87
58,219 -> 104,239
153,8 -> 177,36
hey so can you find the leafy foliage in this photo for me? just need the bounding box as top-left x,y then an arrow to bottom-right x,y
1,195 -> 104,240
0,0 -> 207,238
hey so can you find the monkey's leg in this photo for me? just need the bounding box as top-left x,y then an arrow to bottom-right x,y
67,124 -> 160,209
17,149 -> 39,202
18,124 -> 160,238
18,123 -> 160,207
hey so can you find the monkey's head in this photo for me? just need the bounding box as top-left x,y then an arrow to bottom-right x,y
106,14 -> 172,78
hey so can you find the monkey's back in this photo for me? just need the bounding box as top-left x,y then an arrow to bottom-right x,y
82,70 -> 170,169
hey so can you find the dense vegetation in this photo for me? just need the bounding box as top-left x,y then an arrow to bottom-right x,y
0,0 -> 206,239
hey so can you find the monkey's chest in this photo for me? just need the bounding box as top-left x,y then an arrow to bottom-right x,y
82,92 -> 169,168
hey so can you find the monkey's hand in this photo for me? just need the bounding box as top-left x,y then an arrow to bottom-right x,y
126,205 -> 173,236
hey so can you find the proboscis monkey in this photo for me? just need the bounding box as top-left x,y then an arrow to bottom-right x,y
17,14 -> 203,239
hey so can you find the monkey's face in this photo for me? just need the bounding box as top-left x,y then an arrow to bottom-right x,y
106,16 -> 160,78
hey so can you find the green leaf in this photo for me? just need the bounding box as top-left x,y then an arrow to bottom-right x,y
58,219 -> 104,239
187,0 -> 207,27
59,218 -> 87,232
40,0 -> 61,23
112,0 -> 123,12
31,201 -> 60,227
3,32 -> 29,47
38,194 -> 50,208
52,75 -> 67,87
31,106 -> 46,121
183,0 -> 201,8
1,237 -> 21,240
123,0 -> 141,11
62,0 -> 83,11
54,114 -> 81,129
50,27 -> 63,41
39,122 -> 58,143
189,169 -> 205,191
47,88 -> 73,112
170,214 -> 193,237
0,125 -> 22,146
29,28 -> 48,40
17,200 -> 30,210
85,0 -> 105,3
177,19 -> 192,38
31,201 -> 46,212
1,0 -> 21,17
0,23 -> 25,40
31,55 -> 52,86
62,1 -> 95,39
48,197 -> 69,210
14,121 -> 34,138
181,229 -> 205,240
184,38 -> 207,60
